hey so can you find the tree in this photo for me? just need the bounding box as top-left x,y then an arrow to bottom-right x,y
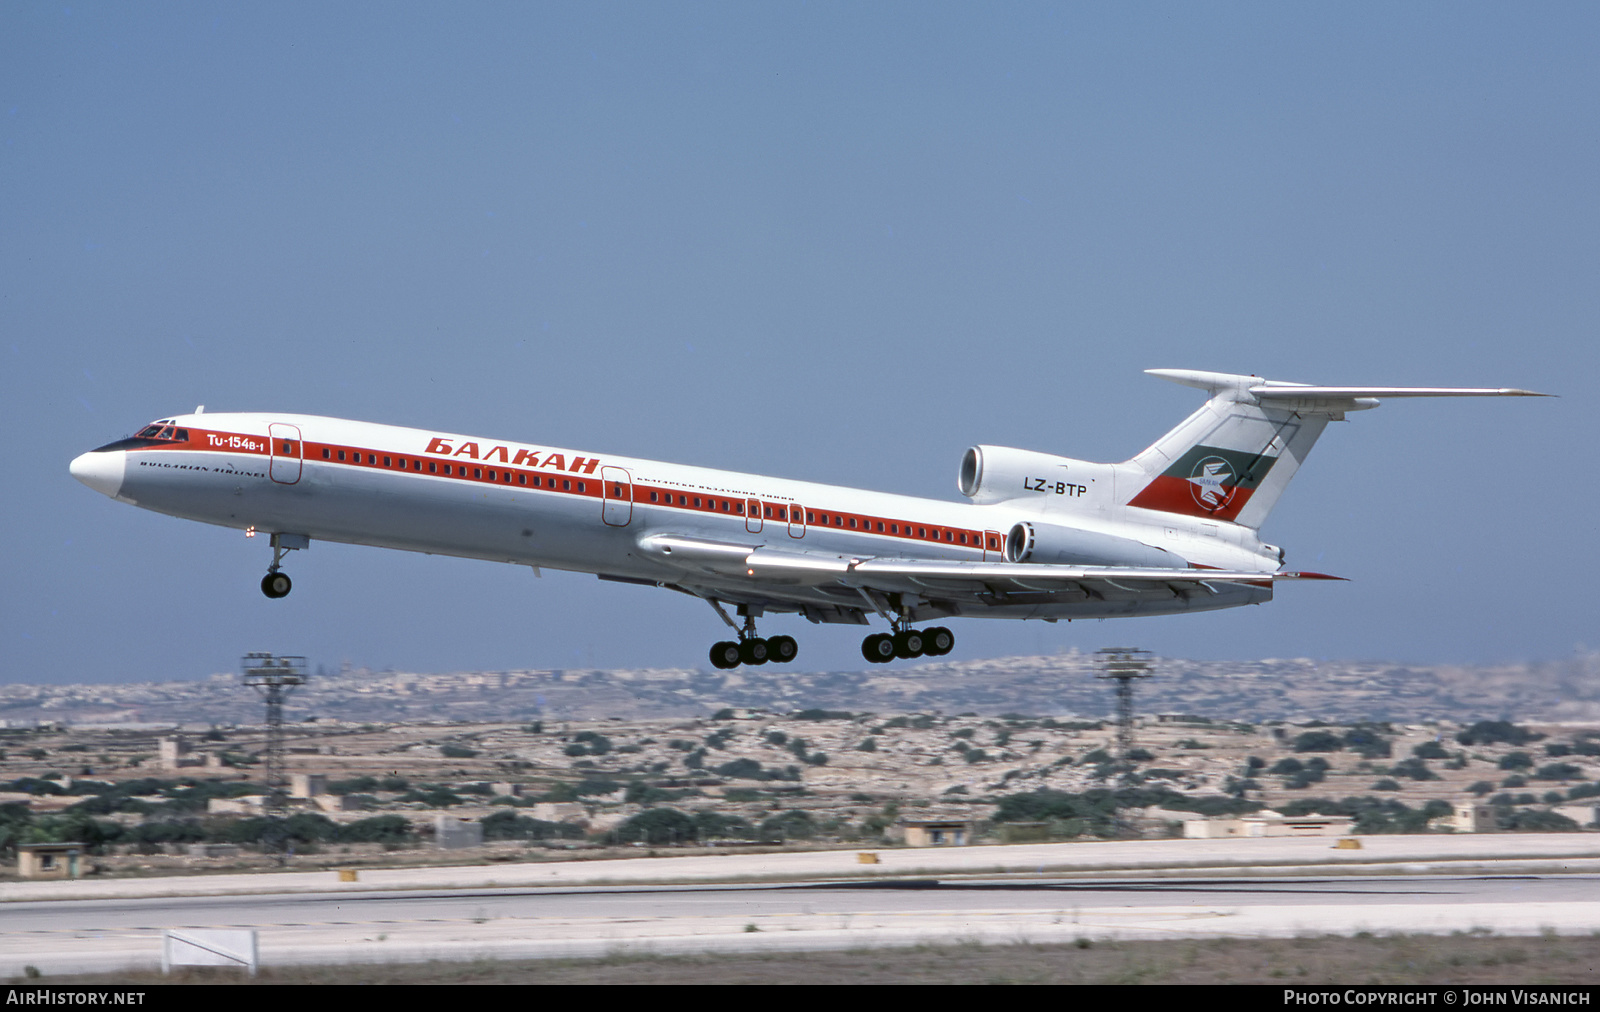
338,815 -> 412,844
1293,731 -> 1344,753
615,808 -> 696,845
759,810 -> 816,842
1457,721 -> 1542,747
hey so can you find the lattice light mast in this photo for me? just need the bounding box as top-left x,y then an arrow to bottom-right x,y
241,652 -> 307,815
1095,647 -> 1154,758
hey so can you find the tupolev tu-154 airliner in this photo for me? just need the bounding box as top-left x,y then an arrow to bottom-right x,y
70,368 -> 1544,669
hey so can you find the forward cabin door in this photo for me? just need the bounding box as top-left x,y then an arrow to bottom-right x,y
983,530 -> 1003,560
601,466 -> 633,526
268,423 -> 303,484
787,502 -> 806,539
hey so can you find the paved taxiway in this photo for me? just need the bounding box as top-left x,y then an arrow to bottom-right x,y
4,835 -> 1598,976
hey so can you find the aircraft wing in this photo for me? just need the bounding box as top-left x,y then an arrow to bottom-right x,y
636,533 -> 1339,600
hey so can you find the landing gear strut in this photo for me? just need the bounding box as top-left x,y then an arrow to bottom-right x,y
706,600 -> 798,670
259,532 -> 308,599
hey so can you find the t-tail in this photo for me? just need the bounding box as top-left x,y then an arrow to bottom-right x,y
1122,369 -> 1548,530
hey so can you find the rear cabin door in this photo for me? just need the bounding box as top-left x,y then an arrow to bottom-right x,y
746,498 -> 763,534
601,466 -> 633,526
787,502 -> 806,539
268,424 -> 303,484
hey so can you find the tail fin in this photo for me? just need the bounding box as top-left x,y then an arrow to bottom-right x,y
1122,369 -> 1547,530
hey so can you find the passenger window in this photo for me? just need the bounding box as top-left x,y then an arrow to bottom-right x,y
338,451 -> 346,461
383,456 -> 391,467
429,462 -> 437,473
519,474 -> 527,485
806,512 -> 815,524
322,449 -> 330,459
576,482 -> 585,493
562,480 -> 571,491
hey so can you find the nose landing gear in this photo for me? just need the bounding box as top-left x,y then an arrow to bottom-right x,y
258,532 -> 309,599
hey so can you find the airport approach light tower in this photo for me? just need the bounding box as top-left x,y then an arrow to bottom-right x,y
241,652 -> 307,817
1095,647 -> 1154,758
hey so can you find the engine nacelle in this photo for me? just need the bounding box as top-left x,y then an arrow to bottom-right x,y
1004,520 -> 1186,568
958,444 -> 1116,508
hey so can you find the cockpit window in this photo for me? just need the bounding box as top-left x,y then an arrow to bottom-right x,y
134,423 -> 189,442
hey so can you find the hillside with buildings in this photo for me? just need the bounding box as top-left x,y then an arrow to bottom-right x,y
2,650 -> 1597,728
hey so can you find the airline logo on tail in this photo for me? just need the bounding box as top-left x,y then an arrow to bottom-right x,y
1187,456 -> 1237,510
1127,445 -> 1277,521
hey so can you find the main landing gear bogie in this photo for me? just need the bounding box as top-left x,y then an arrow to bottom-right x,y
861,625 -> 954,664
705,600 -> 799,670
709,634 -> 798,670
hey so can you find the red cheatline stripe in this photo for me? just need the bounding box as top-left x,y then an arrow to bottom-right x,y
141,428 -> 993,552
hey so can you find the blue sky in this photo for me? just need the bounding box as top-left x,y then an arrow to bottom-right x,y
4,3 -> 1595,686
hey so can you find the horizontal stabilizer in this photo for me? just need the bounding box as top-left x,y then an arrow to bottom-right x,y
1250,384 -> 1549,399
1146,369 -> 1549,401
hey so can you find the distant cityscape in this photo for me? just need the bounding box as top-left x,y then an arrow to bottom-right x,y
3,650 -> 1597,727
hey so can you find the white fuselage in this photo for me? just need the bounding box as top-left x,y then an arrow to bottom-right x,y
72,411 -> 1279,624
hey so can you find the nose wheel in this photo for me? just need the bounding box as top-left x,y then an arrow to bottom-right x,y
258,532 -> 308,599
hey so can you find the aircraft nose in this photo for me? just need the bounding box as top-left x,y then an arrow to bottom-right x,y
70,449 -> 126,499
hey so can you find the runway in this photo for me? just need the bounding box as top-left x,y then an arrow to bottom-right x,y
5,837 -> 1599,976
